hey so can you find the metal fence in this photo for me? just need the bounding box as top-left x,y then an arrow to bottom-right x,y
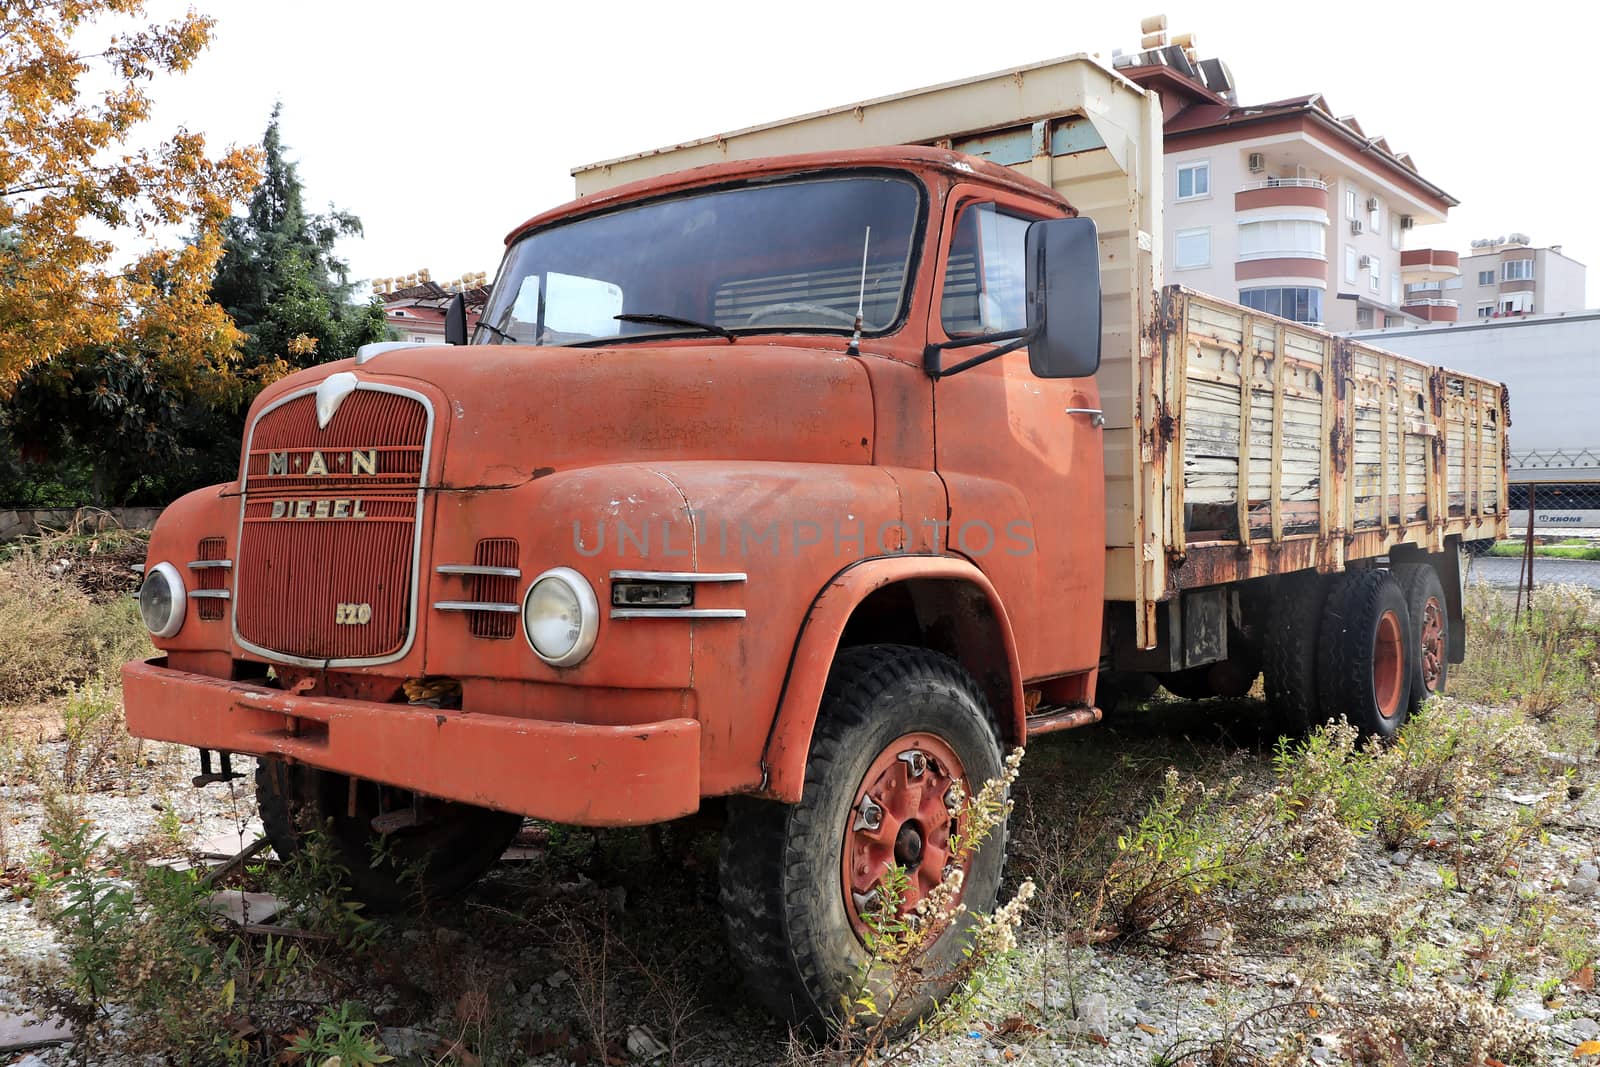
1507,482 -> 1600,535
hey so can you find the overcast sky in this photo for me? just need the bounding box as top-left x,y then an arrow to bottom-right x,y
132,0 -> 1598,304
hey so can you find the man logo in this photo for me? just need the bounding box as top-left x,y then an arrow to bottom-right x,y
263,449 -> 378,477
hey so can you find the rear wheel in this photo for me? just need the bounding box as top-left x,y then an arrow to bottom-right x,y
255,758 -> 523,911
1393,563 -> 1449,714
1262,573 -> 1327,734
719,645 -> 1006,1033
1316,571 -> 1413,740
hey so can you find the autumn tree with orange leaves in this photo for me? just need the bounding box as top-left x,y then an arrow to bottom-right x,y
0,0 -> 260,394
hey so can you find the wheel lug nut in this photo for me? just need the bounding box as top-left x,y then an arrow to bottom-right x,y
897,750 -> 928,778
853,796 -> 883,832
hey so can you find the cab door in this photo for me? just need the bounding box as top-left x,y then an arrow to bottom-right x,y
927,187 -> 1105,680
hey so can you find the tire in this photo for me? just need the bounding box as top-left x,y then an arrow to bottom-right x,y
1262,573 -> 1328,733
1316,571 -> 1413,740
1155,639 -> 1261,702
255,757 -> 523,912
1155,666 -> 1215,701
719,645 -> 1006,1033
1095,670 -> 1158,713
1392,562 -> 1449,714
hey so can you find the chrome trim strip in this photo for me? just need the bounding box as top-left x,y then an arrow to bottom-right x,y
434,600 -> 519,613
436,564 -> 522,578
232,380 -> 435,669
187,559 -> 233,570
608,570 -> 748,583
189,589 -> 231,600
610,608 -> 747,620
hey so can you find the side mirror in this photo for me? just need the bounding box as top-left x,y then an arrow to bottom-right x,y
1024,217 -> 1101,379
445,292 -> 468,346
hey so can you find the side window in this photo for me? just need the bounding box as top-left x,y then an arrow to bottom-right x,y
940,203 -> 1035,337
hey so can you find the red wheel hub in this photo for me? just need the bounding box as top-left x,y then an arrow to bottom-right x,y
1374,609 -> 1405,720
841,733 -> 966,939
1418,595 -> 1444,693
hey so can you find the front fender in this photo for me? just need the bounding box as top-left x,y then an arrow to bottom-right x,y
759,555 -> 1025,803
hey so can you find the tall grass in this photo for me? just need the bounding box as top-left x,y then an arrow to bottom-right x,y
0,549 -> 151,707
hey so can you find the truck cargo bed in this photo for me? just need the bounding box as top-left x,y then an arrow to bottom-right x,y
1162,287 -> 1507,591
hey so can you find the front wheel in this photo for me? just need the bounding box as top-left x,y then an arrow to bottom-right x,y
256,759 -> 524,912
719,645 -> 1006,1033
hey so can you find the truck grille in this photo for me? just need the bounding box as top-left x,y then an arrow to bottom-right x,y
235,386 -> 431,662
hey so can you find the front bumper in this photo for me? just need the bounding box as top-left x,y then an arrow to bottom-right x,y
122,658 -> 702,827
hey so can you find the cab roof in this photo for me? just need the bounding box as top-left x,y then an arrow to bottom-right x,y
503,145 -> 1075,245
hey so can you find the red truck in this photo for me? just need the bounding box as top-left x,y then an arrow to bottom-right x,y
126,54 -> 1507,1026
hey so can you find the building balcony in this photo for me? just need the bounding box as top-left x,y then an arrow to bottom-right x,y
1235,253 -> 1328,282
1235,178 -> 1331,214
1402,298 -> 1458,323
1399,248 -> 1460,282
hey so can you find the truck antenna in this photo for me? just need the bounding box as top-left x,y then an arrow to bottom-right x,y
847,226 -> 871,356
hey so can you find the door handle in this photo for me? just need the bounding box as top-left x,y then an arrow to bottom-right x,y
1065,407 -> 1105,428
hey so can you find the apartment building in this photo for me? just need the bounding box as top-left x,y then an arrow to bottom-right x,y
1435,235 -> 1587,320
1116,47 -> 1459,331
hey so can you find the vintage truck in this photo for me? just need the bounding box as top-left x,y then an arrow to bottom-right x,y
125,53 -> 1507,1027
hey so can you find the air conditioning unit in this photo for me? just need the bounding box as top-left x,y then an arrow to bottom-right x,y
1247,152 -> 1265,173
1350,220 -> 1365,235
1366,197 -> 1380,212
1358,255 -> 1374,269
1400,215 -> 1415,230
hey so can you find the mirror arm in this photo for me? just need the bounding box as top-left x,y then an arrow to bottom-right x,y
922,324 -> 1039,379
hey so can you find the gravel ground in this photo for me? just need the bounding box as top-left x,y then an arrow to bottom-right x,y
3,698 -> 1599,1066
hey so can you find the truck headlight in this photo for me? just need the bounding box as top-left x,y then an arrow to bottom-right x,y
138,561 -> 187,638
522,567 -> 598,667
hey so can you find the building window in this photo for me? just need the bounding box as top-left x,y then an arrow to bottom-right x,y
1174,227 -> 1210,269
1237,219 -> 1326,260
1344,245 -> 1357,283
1390,272 -> 1400,306
1390,225 -> 1401,251
1368,198 -> 1381,233
1368,255 -> 1381,292
1477,303 -> 1493,319
1176,161 -> 1210,200
1356,307 -> 1375,329
1239,286 -> 1323,325
1345,188 -> 1359,219
1477,270 -> 1495,285
1443,276 -> 1463,290
1502,259 -> 1534,281
411,334 -> 427,342
1501,292 -> 1534,314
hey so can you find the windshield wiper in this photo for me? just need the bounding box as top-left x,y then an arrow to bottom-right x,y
614,312 -> 735,344
475,319 -> 518,343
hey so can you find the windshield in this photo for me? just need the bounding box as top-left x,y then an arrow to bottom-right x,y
475,175 -> 923,346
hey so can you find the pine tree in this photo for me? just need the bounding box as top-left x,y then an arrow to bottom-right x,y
211,105 -> 389,376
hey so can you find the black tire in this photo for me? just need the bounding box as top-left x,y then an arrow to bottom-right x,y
255,757 -> 523,912
1262,573 -> 1328,733
1155,666 -> 1215,701
1392,562 -> 1449,715
1095,670 -> 1158,713
1155,639 -> 1261,702
719,645 -> 1006,1033
1316,570 -> 1413,740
